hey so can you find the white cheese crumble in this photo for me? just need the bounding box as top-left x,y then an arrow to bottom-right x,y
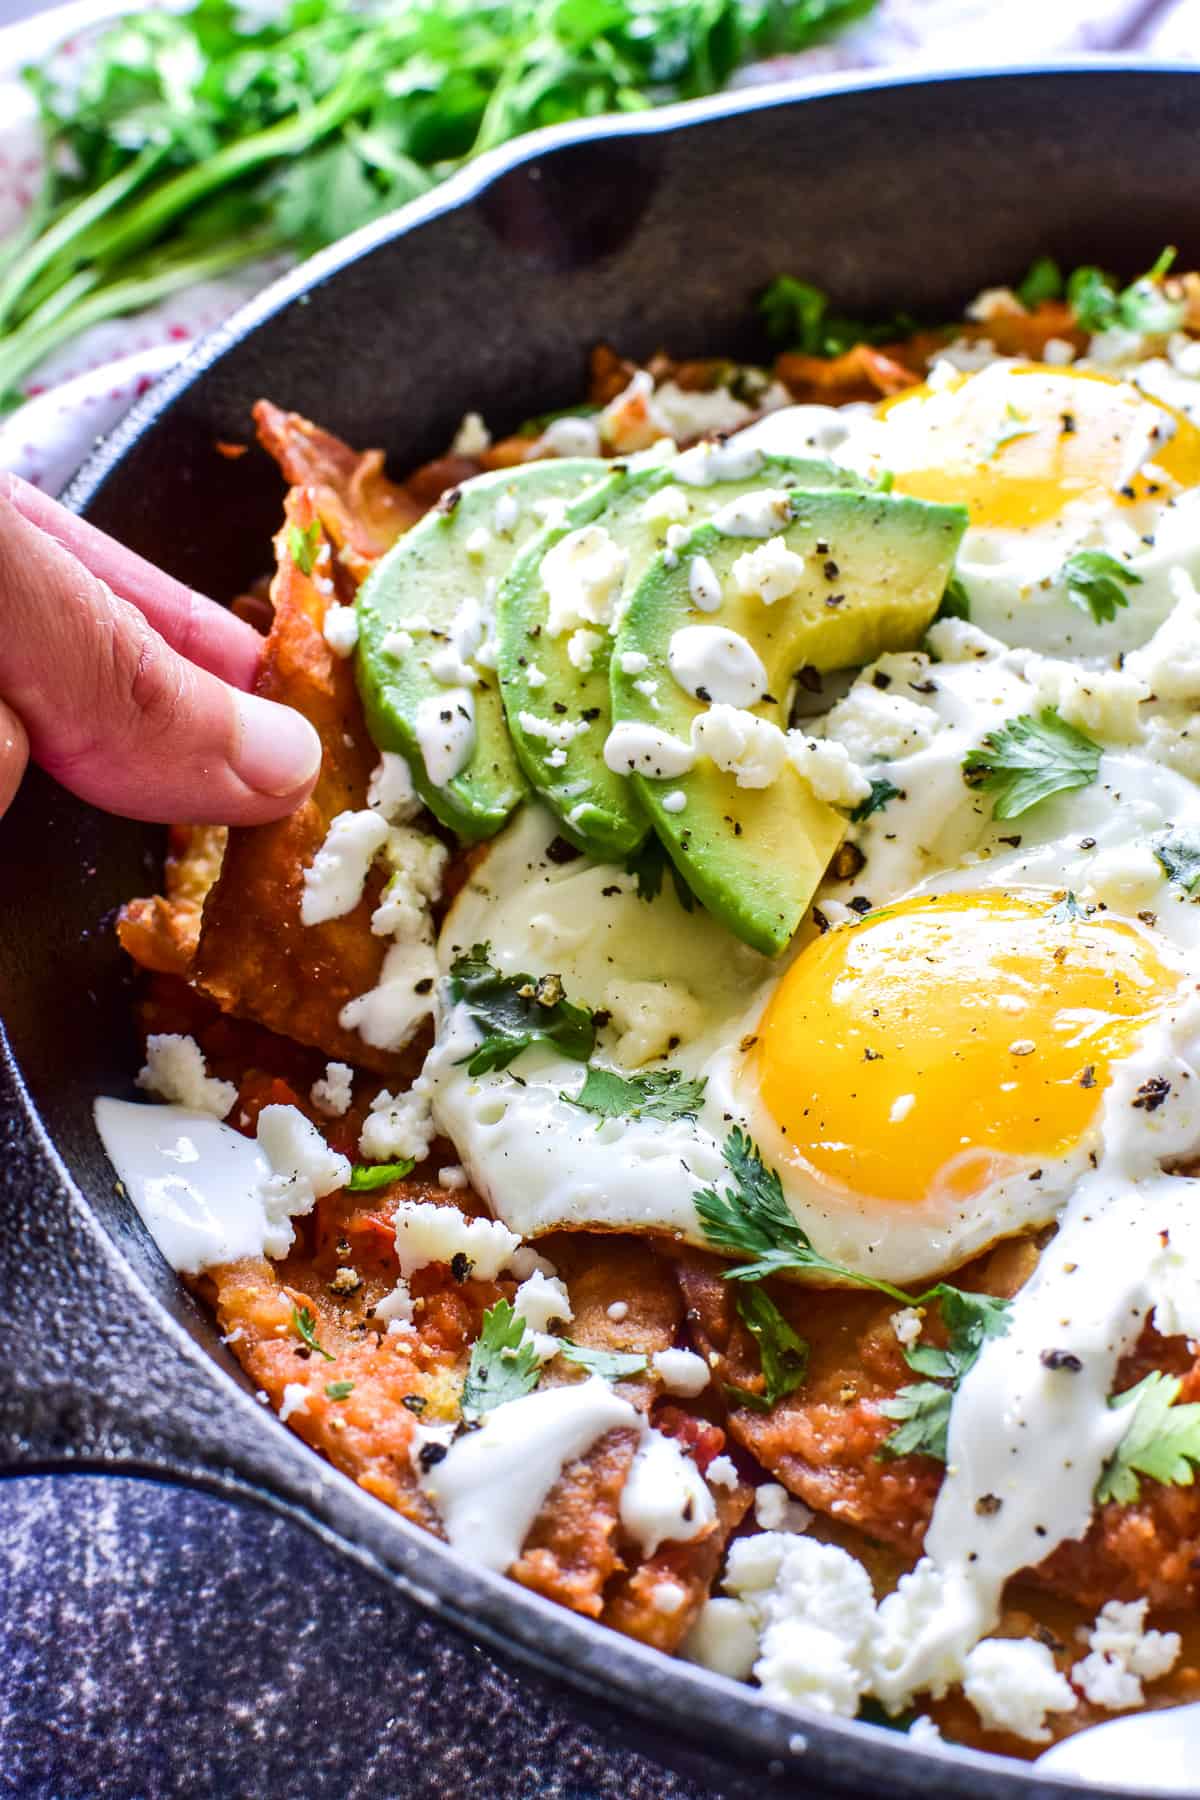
538,414 -> 602,458
641,484 -> 691,526
322,602 -> 359,658
279,1382 -> 310,1423
1071,1600 -> 1181,1711
712,488 -> 795,539
673,437 -> 765,487
961,1638 -> 1077,1744
374,1278 -> 414,1327
603,721 -> 696,779
730,536 -> 807,606
518,710 -> 591,751
359,1083 -> 435,1164
891,1307 -> 924,1350
599,370 -> 670,454
705,1454 -> 738,1491
437,1164 -> 469,1191
451,411 -> 490,456
256,1104 -> 351,1254
366,752 -> 420,824
667,624 -> 767,708
821,684 -> 940,763
619,650 -> 649,676
136,1034 -> 237,1118
687,554 -> 723,612
494,491 -> 520,534
310,1061 -> 353,1118
512,1270 -> 573,1335
786,736 -> 872,808
683,1598 -> 760,1681
618,1428 -> 716,1556
753,1483 -> 813,1534
414,689 -> 476,786
370,827 -> 448,938
300,809 -> 389,926
691,705 -> 788,789
566,627 -> 603,673
652,1347 -> 710,1396
392,1199 -> 519,1280
541,525 -> 627,636
662,790 -> 687,814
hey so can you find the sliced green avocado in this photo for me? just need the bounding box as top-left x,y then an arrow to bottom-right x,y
495,453 -> 865,860
356,459 -> 604,839
610,489 -> 968,954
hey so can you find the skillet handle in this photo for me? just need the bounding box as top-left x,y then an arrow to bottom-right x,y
0,1045 -> 307,1505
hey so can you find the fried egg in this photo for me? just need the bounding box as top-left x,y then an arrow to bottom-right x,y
835,360 -> 1200,655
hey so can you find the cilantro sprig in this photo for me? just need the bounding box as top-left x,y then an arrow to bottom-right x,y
1068,247 -> 1185,336
559,1342 -> 648,1380
696,1130 -> 1011,1435
564,1067 -> 706,1125
450,943 -> 594,1076
461,1298 -> 541,1420
880,1289 -> 1011,1461
1097,1371 -> 1200,1505
288,519 -> 322,576
291,1304 -> 334,1363
726,1286 -> 809,1413
1062,550 -> 1142,625
849,777 -> 901,824
758,275 -> 917,358
625,835 -> 696,912
962,708 -> 1101,820
347,1159 -> 414,1191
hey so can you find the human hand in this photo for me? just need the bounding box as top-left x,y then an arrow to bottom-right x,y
0,474 -> 321,826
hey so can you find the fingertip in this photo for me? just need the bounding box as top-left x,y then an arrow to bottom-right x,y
0,696 -> 29,820
230,690 -> 323,804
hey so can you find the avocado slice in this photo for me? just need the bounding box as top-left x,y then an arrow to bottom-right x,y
356,459 -> 604,839
495,453 -> 865,860
611,489 -> 968,954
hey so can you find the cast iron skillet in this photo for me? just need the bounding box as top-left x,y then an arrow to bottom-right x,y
1,61 -> 1195,1800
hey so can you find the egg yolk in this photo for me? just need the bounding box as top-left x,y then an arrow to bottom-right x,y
754,891 -> 1175,1210
879,364 -> 1200,529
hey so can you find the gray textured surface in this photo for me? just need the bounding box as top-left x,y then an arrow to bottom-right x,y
0,1475 -> 716,1800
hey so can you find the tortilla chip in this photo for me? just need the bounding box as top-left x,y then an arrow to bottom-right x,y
603,1469 -> 752,1654
193,487 -> 416,1075
253,401 -> 422,581
117,824 -> 227,978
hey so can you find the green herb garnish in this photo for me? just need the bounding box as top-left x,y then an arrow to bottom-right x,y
1067,248 -> 1185,336
347,1159 -> 414,1191
849,777 -> 901,824
558,1342 -> 648,1380
291,1304 -> 334,1362
288,519 -> 322,576
1050,890 -> 1092,923
758,275 -> 916,357
880,1289 -> 1011,1461
726,1285 -> 809,1413
1062,549 -> 1142,625
325,1379 -> 355,1400
962,708 -> 1101,820
1,0 -> 878,402
935,574 -> 970,623
1015,255 -> 1063,309
461,1298 -> 541,1419
563,1066 -> 706,1124
1097,1371 -> 1200,1505
449,942 -> 594,1076
1152,829 -> 1200,893
625,835 -> 695,912
985,403 -> 1034,459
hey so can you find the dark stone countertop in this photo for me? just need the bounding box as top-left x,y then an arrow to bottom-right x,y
1,1474 -> 718,1799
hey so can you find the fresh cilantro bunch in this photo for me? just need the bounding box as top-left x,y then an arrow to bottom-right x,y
450,942 -> 594,1075
0,0 -> 878,402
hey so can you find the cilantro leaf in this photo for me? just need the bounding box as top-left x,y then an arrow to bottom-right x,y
849,777 -> 901,824
563,1066 -> 706,1124
1067,249 -> 1184,336
1050,889 -> 1092,922
694,1128 -> 910,1300
450,943 -> 594,1076
986,403 -> 1035,459
1097,1371 -> 1200,1505
325,1379 -> 354,1400
962,708 -> 1101,820
758,275 -> 916,358
727,1285 -> 809,1413
347,1159 -> 414,1191
880,1287 -> 1011,1461
1015,255 -> 1063,309
624,835 -> 695,912
935,574 -> 970,622
1062,549 -> 1142,625
1152,829 -> 1200,893
461,1299 -> 541,1420
291,1304 -> 334,1363
288,519 -> 321,576
558,1341 -> 647,1380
